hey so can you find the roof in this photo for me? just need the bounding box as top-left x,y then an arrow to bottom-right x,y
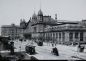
32,12 -> 37,19
57,20 -> 80,24
25,20 -> 31,28
38,9 -> 43,16
1,25 -> 20,28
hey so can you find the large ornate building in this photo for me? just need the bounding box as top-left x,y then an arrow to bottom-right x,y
24,9 -> 57,39
1,9 -> 86,44
24,9 -> 86,44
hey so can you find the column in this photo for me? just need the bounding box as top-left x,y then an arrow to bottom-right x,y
83,32 -> 86,42
73,32 -> 75,43
65,32 -> 69,42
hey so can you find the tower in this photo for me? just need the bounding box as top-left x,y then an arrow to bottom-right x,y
32,12 -> 37,24
38,9 -> 43,22
20,19 -> 26,29
38,0 -> 43,22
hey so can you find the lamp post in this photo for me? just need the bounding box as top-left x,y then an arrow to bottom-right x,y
0,41 -> 1,55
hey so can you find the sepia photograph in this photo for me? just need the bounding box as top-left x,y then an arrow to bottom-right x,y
0,0 -> 86,60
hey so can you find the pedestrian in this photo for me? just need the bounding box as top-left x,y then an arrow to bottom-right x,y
52,47 -> 59,56
80,44 -> 85,52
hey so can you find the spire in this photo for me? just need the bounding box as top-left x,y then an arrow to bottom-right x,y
33,1 -> 36,14
55,14 -> 57,20
38,9 -> 43,16
32,9 -> 37,19
33,7 -> 35,14
40,0 -> 41,10
38,0 -> 43,16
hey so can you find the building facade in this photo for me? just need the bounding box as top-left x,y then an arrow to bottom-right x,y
24,9 -> 57,40
1,9 -> 86,45
44,22 -> 86,44
24,9 -> 86,44
1,24 -> 23,40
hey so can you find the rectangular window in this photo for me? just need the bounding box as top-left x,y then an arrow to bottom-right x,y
80,32 -> 83,41
59,32 -> 61,39
52,33 -> 53,37
56,32 -> 58,38
48,33 -> 49,37
69,32 -> 73,41
50,33 -> 52,37
62,32 -> 65,41
53,33 -> 55,37
75,32 -> 78,39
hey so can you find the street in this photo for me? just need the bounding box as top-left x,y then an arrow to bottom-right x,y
13,40 -> 86,60
0,39 -> 86,60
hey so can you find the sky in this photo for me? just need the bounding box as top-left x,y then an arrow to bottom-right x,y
0,0 -> 86,27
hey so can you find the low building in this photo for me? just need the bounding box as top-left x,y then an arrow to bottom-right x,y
1,24 -> 23,40
44,21 -> 86,44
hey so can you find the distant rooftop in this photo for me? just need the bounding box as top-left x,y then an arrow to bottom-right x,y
1,24 -> 20,28
57,20 -> 80,24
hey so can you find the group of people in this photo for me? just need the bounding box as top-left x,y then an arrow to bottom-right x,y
51,47 -> 59,56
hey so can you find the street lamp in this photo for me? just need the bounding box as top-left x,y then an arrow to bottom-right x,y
0,41 -> 1,55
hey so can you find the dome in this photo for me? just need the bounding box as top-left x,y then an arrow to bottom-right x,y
32,13 -> 37,19
38,9 -> 43,16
